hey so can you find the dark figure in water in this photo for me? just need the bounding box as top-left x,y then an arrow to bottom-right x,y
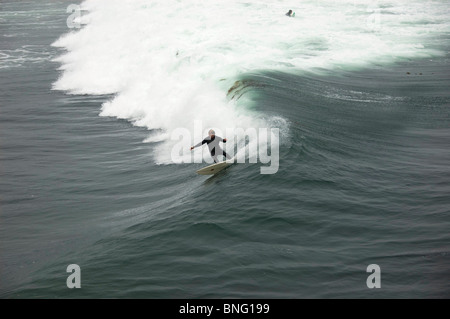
285,10 -> 295,17
191,129 -> 231,163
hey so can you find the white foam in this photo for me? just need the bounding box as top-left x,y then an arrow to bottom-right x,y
51,0 -> 449,163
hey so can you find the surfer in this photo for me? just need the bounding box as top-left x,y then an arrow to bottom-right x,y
285,9 -> 295,17
190,129 -> 231,163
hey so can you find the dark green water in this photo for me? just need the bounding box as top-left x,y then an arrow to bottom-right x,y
1,0 -> 449,298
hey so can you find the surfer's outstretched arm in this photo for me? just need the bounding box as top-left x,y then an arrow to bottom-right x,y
190,133 -> 227,151
190,139 -> 207,150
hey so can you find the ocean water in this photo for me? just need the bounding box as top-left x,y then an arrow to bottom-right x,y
0,0 -> 449,298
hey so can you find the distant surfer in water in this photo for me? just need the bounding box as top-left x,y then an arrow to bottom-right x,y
285,10 -> 295,17
190,129 -> 231,163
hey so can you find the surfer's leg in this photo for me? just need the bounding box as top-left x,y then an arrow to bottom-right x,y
223,150 -> 231,160
210,149 -> 219,163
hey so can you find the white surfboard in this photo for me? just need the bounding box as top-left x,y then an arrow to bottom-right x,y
196,158 -> 235,175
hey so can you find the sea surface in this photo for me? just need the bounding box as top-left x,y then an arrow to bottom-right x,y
1,0 -> 449,298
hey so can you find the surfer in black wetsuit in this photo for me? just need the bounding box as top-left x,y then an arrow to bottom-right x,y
285,9 -> 295,17
190,129 -> 231,163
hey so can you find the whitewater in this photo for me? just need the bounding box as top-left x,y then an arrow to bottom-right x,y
52,0 -> 449,164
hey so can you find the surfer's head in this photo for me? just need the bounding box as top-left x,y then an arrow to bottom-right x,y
208,129 -> 215,138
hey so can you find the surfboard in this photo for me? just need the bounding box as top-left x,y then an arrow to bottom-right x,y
196,158 -> 235,175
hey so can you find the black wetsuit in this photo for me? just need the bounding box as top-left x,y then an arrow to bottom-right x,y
194,135 -> 231,163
